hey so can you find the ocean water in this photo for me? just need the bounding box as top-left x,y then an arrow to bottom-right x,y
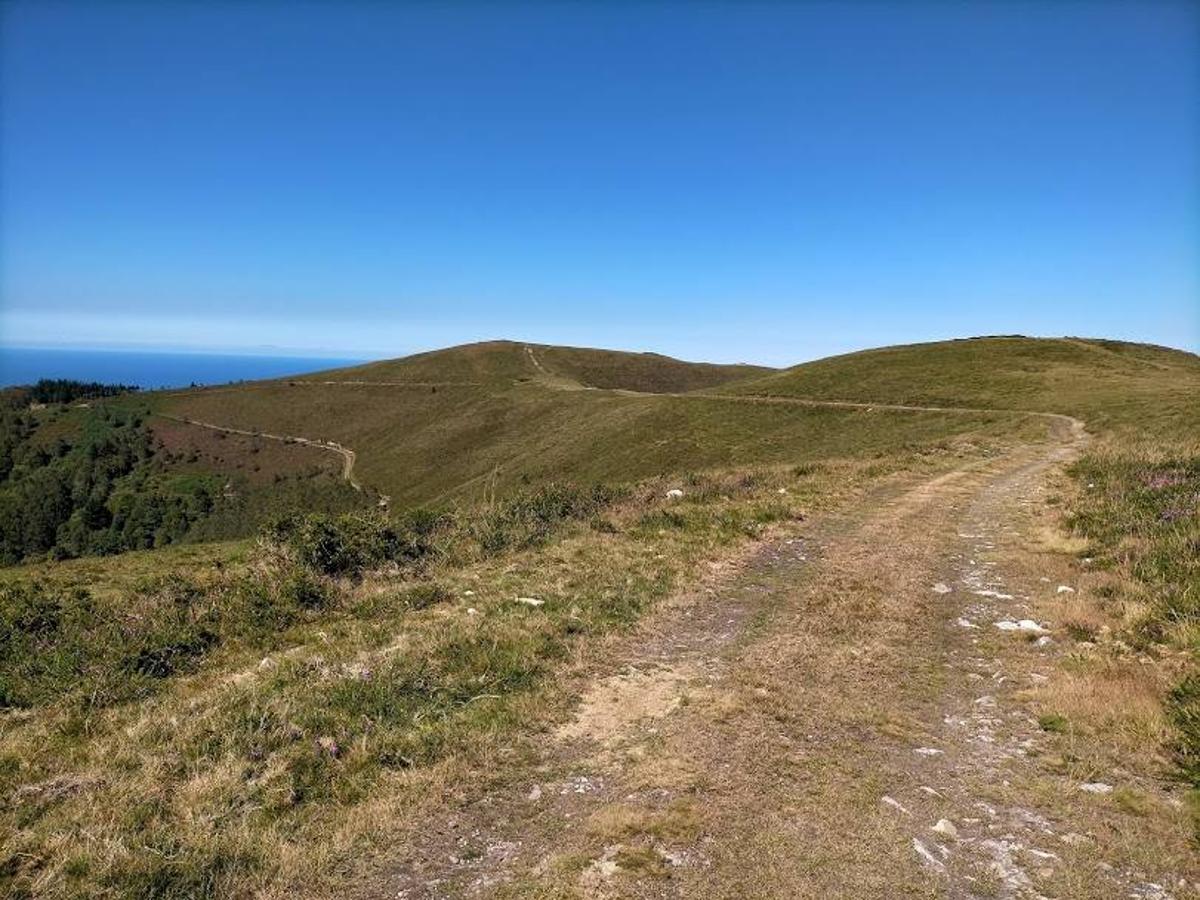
0,347 -> 368,390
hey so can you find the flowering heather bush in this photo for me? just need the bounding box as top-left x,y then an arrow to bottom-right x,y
1068,452 -> 1200,790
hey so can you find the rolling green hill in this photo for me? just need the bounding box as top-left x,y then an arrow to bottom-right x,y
10,336 -> 1194,564
4,334 -> 1197,897
152,341 -> 1023,508
728,336 -> 1200,442
298,340 -> 773,393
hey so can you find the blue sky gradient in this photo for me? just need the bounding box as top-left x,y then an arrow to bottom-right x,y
1,1 -> 1197,365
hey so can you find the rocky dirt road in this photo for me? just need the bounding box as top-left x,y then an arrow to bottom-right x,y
350,415 -> 1197,900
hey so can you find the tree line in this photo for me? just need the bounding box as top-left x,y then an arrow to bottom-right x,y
27,379 -> 140,405
0,394 -> 217,564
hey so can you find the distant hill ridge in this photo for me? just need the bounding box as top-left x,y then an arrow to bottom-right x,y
154,334 -> 1198,510
301,339 -> 775,394
727,335 -> 1200,439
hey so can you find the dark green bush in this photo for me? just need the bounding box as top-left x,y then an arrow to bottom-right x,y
263,509 -> 449,577
470,483 -> 621,556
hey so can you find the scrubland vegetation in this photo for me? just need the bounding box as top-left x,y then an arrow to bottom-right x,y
1,336 -> 1197,894
0,458 -> 895,896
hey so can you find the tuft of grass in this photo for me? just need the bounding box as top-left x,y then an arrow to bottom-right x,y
1167,675 -> 1200,788
1038,713 -> 1071,734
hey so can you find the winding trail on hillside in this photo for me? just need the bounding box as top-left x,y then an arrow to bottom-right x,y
524,343 -> 1084,437
155,413 -> 390,506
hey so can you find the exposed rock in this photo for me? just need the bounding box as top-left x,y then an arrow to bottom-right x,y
666,488 -> 684,499
931,818 -> 959,840
995,619 -> 1047,633
1056,585 -> 1075,594
1079,782 -> 1113,794
912,838 -> 946,872
932,582 -> 952,594
582,845 -> 622,885
881,795 -> 911,816
515,596 -> 544,607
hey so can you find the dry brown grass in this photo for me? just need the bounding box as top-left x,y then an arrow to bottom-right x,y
1033,657 -> 1175,761
4,452 -> 958,898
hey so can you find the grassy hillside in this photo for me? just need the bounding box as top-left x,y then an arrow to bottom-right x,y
3,334 -> 1196,895
728,336 -> 1200,441
154,345 -> 1022,508
729,337 -> 1200,824
299,340 -> 773,393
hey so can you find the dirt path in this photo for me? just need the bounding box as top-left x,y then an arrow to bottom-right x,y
354,420 -> 1196,899
156,413 -> 389,504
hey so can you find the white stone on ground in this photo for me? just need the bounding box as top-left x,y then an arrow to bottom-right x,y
931,819 -> 959,840
995,619 -> 1047,634
1079,782 -> 1113,794
515,596 -> 544,606
912,838 -> 946,872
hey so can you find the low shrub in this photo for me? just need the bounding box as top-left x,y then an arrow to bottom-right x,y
1067,452 -> 1200,799
470,483 -> 622,556
262,509 -> 450,577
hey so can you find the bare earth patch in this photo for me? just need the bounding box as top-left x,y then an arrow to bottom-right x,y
556,664 -> 699,748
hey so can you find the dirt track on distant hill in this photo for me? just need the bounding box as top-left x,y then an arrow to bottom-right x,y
350,414 -> 1197,899
156,413 -> 370,495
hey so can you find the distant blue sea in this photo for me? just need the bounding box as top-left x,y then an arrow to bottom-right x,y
0,347 -> 367,390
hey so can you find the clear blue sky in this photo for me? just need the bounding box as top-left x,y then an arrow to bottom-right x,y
1,1 -> 1196,366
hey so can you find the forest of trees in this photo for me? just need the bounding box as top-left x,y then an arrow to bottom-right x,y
27,379 -> 139,404
0,393 -> 218,564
